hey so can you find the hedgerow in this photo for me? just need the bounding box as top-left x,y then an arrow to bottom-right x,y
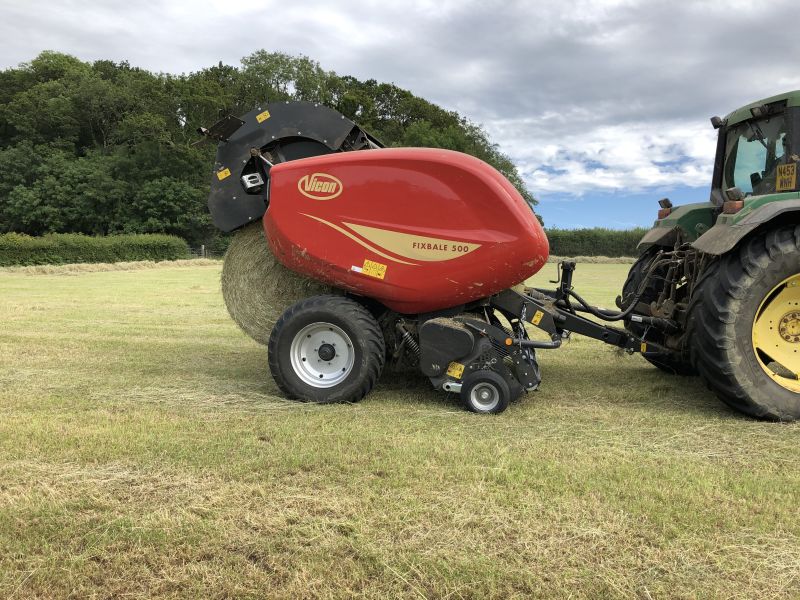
0,233 -> 189,266
545,228 -> 646,258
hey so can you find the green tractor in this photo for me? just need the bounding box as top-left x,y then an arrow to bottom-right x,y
619,91 -> 800,421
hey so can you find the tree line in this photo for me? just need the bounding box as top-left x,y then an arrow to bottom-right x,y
0,51 -> 538,247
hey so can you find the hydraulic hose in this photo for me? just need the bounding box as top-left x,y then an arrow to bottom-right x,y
566,288 -> 638,321
564,254 -> 677,322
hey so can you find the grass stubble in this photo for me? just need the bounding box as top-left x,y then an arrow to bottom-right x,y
0,260 -> 798,598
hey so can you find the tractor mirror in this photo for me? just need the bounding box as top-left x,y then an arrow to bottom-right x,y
710,116 -> 724,129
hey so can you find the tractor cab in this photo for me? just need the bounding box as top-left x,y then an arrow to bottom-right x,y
710,94 -> 800,209
640,91 -> 800,254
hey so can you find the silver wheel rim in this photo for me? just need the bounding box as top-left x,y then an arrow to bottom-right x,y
470,382 -> 500,411
290,322 -> 355,388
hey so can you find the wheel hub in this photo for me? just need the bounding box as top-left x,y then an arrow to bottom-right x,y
470,382 -> 499,410
779,311 -> 800,343
318,343 -> 336,361
290,322 -> 355,388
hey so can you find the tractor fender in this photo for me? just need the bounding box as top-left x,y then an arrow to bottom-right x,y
636,201 -> 717,252
637,225 -> 679,249
692,200 -> 800,255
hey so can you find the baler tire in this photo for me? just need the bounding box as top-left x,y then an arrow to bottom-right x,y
621,249 -> 695,375
687,224 -> 800,421
460,371 -> 510,414
268,295 -> 385,404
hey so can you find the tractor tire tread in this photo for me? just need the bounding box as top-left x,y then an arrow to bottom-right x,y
687,224 -> 800,420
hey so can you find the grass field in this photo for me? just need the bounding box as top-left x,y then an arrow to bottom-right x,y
1,262 -> 798,599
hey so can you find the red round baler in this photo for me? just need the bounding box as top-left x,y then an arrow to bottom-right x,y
206,101 -> 650,414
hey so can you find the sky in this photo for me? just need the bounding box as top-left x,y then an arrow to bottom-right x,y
2,0 -> 800,229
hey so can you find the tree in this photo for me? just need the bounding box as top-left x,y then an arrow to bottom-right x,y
1,151 -> 125,235
120,177 -> 210,241
0,50 -> 540,245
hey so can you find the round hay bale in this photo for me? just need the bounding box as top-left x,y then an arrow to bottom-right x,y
221,222 -> 332,345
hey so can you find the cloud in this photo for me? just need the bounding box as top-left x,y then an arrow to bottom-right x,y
3,0 -> 800,202
492,118 -> 718,194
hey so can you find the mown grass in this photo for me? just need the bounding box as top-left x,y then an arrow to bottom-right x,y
0,262 -> 798,599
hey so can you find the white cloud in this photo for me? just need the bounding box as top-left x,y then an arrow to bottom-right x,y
488,117 -> 718,195
2,0 -> 800,201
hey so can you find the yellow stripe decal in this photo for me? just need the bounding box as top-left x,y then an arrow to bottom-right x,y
300,213 -> 417,266
343,222 -> 481,262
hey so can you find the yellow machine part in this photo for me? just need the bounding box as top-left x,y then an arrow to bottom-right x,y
752,273 -> 800,393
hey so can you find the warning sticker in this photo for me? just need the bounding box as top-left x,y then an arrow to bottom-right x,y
446,362 -> 465,379
532,310 -> 544,325
256,110 -> 271,123
777,163 -> 797,191
216,167 -> 231,181
361,259 -> 387,280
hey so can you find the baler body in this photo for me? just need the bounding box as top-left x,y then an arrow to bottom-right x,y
207,102 -> 678,414
264,147 -> 549,313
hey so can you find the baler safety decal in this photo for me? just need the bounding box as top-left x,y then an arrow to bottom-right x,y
300,213 -> 417,265
446,362 -> 465,379
360,259 -> 387,279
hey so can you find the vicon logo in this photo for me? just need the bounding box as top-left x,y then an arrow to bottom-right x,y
297,172 -> 343,200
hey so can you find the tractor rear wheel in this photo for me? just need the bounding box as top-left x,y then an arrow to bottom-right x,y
620,250 -> 695,375
688,225 -> 800,420
268,295 -> 385,403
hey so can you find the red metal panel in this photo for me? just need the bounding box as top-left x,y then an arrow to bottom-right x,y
264,147 -> 548,313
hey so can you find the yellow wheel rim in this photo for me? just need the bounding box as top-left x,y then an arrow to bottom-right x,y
752,273 -> 800,393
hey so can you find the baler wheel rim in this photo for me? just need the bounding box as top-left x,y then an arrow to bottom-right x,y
289,322 -> 355,388
460,371 -> 510,414
469,382 -> 501,412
